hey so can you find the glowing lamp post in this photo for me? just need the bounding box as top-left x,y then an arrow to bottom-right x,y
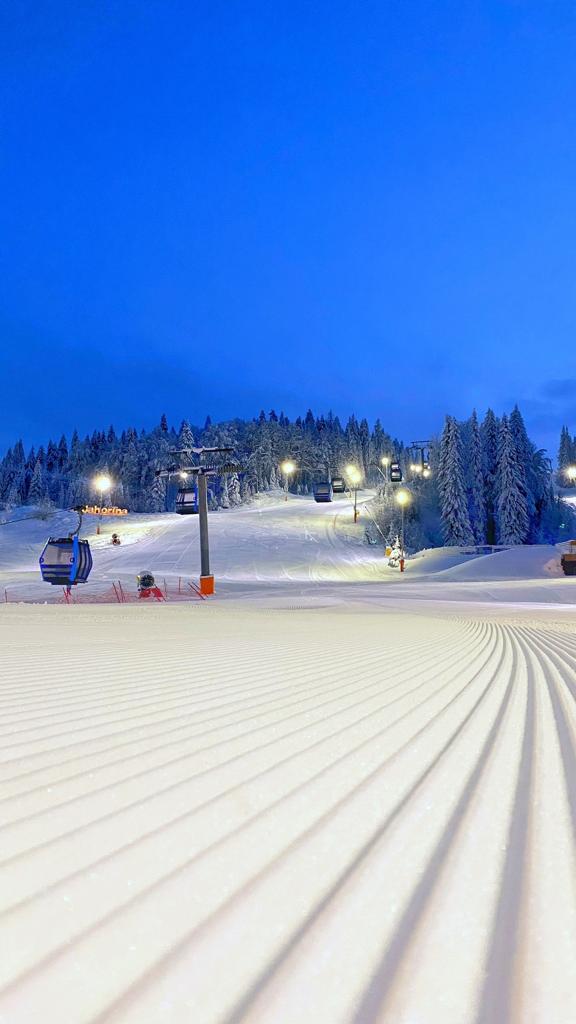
93,474 -> 112,534
395,488 -> 411,568
381,456 -> 390,483
346,464 -> 362,523
565,466 -> 576,484
280,460 -> 296,501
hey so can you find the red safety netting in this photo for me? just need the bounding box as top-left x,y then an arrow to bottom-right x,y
3,577 -> 207,605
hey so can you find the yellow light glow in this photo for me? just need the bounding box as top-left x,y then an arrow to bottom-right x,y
281,460 -> 296,475
566,465 -> 576,481
346,464 -> 361,484
396,489 -> 410,506
94,474 -> 112,492
381,456 -> 390,466
422,468 -> 431,479
179,471 -> 188,480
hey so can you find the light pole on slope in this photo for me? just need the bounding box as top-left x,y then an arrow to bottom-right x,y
280,460 -> 296,501
395,488 -> 411,570
345,464 -> 362,523
93,473 -> 112,534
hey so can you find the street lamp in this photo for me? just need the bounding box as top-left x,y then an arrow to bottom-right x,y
381,456 -> 390,483
395,488 -> 411,565
346,464 -> 362,522
565,465 -> 576,483
93,473 -> 112,534
280,460 -> 296,501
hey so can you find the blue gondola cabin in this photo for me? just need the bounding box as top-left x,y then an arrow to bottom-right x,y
313,482 -> 333,502
175,487 -> 199,514
39,536 -> 93,586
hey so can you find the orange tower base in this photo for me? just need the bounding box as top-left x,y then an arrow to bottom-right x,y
199,575 -> 215,596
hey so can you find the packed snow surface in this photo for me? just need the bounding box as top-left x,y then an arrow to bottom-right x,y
1,494 -> 576,1022
0,491 -> 574,605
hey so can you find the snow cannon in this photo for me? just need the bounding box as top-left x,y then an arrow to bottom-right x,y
39,536 -> 93,586
561,540 -> 576,576
137,571 -> 165,601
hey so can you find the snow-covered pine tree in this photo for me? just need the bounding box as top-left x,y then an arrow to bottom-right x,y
146,465 -> 167,512
3,441 -> 26,508
239,474 -> 252,501
23,447 -> 36,500
45,440 -> 58,474
509,405 -> 534,525
557,425 -> 574,484
496,415 -> 529,545
122,440 -> 142,509
466,410 -> 486,543
57,435 -> 68,469
358,418 -> 370,474
437,416 -> 475,546
219,476 -> 230,508
228,472 -> 241,505
28,457 -> 49,505
178,420 -> 195,451
480,409 -> 499,544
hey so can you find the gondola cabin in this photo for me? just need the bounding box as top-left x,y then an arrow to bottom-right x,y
175,486 -> 199,514
313,482 -> 333,503
331,477 -> 347,493
39,536 -> 93,586
390,462 -> 403,483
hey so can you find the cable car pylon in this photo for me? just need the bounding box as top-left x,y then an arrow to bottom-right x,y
156,446 -> 243,596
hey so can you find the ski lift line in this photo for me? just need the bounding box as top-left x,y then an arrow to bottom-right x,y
170,446 -> 235,455
362,504 -> 386,540
0,508 -> 72,528
0,513 -> 51,528
156,463 -> 243,479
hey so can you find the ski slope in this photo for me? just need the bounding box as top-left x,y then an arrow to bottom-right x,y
0,493 -> 383,597
2,497 -> 576,1022
1,601 -> 576,1023
1,492 -> 575,606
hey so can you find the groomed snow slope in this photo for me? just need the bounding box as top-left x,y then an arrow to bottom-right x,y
1,495 -> 574,606
1,601 -> 576,1023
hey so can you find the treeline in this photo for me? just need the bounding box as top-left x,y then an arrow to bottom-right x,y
558,425 -> 576,481
370,406 -> 568,550
0,405 -> 570,548
436,407 -> 561,545
0,409 -> 401,513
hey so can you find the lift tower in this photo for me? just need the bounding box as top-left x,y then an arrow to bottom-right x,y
156,446 -> 242,595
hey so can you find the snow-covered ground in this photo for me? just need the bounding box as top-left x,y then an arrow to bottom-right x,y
1,491 -> 575,605
1,496 -> 576,1022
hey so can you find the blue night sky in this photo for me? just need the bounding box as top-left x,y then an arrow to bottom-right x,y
2,1 -> 576,455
